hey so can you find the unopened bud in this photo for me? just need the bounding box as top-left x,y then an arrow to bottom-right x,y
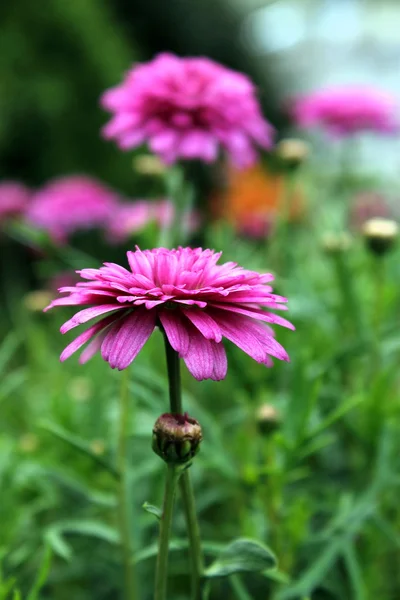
133,154 -> 166,176
152,413 -> 202,466
276,138 -> 310,170
256,404 -> 280,435
362,218 -> 398,256
321,231 -> 353,254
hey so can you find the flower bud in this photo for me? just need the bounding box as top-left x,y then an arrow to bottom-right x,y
152,412 -> 202,466
256,404 -> 280,435
276,138 -> 310,170
362,217 -> 398,256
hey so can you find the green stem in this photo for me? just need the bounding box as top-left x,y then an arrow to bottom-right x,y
179,471 -> 205,600
163,337 -> 204,600
164,335 -> 182,413
154,465 -> 180,600
117,370 -> 137,600
269,171 -> 296,274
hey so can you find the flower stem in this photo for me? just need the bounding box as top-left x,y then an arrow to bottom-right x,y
154,465 -> 180,600
179,470 -> 205,600
117,369 -> 137,600
163,336 -> 204,600
164,335 -> 182,413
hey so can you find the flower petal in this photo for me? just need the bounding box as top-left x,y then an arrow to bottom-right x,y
159,310 -> 190,356
183,309 -> 222,342
60,315 -> 116,362
182,330 -> 216,381
209,303 -> 295,330
103,309 -> 156,370
60,304 -> 124,333
211,341 -> 227,380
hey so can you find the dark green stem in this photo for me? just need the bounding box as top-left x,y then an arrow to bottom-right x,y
164,335 -> 182,413
154,465 -> 180,600
117,370 -> 137,600
163,336 -> 204,600
179,470 -> 205,600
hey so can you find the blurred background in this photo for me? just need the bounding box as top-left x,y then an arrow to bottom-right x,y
2,1 -> 400,599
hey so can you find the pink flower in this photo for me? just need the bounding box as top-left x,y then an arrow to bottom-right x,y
26,176 -> 119,244
45,247 -> 293,381
293,87 -> 399,136
101,53 -> 274,167
107,199 -> 200,243
0,181 -> 31,222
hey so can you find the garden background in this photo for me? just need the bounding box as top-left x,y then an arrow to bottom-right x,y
2,1 -> 400,599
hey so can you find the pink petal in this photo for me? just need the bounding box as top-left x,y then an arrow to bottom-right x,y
182,330 -> 216,381
210,310 -> 289,363
183,309 -> 222,342
211,341 -> 228,380
209,303 -> 295,330
159,310 -> 190,356
60,304 -> 124,333
102,309 -> 156,370
60,315 -> 116,362
79,329 -> 109,364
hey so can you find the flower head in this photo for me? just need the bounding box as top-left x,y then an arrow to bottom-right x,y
0,181 -> 31,222
26,176 -> 119,244
101,53 -> 274,167
293,87 -> 398,137
45,247 -> 293,381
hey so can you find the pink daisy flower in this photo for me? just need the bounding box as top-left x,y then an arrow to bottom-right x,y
101,53 -> 274,168
45,247 -> 293,381
0,181 -> 31,222
26,176 -> 119,244
293,87 -> 399,137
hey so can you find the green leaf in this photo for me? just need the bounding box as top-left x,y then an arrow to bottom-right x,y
204,538 -> 277,579
40,420 -> 119,479
44,520 -> 119,561
26,545 -> 52,600
142,502 -> 162,521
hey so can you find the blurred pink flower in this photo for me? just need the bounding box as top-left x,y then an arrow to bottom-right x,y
101,53 -> 274,167
45,247 -> 293,381
26,176 -> 119,244
107,199 -> 200,243
293,87 -> 399,136
0,181 -> 31,222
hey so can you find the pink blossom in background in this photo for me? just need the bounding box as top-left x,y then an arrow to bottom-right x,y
0,181 -> 31,222
26,176 -> 119,244
101,53 -> 274,168
45,247 -> 293,381
107,198 -> 200,243
292,87 -> 399,137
